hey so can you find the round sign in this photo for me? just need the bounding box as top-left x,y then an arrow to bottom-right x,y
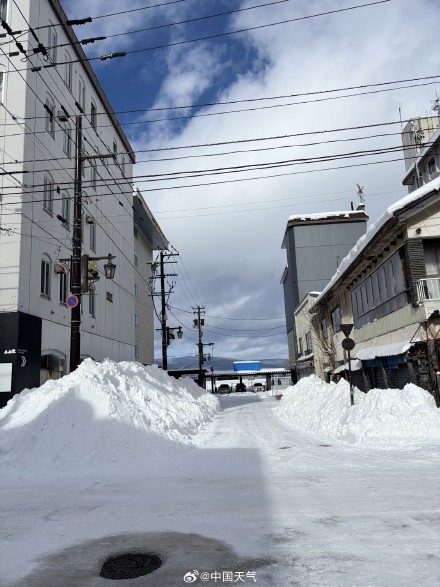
341,337 -> 355,351
66,295 -> 79,308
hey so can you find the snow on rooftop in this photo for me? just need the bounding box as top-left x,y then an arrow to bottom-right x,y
277,375 -> 440,448
0,359 -> 219,476
333,359 -> 362,374
288,210 -> 363,222
313,176 -> 440,306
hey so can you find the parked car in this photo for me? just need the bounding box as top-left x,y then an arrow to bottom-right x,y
253,382 -> 265,392
235,382 -> 246,392
217,384 -> 231,394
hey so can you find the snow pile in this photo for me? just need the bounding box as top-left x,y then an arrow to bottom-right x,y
277,376 -> 440,447
0,359 -> 219,475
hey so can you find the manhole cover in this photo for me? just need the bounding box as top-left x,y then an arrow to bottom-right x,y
100,553 -> 162,580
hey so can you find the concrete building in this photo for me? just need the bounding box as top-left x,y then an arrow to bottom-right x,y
281,209 -> 368,370
0,0 -> 167,404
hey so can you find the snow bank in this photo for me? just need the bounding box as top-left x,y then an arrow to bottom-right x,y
277,376 -> 440,448
0,359 -> 219,475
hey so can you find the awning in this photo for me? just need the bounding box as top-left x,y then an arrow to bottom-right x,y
355,340 -> 413,361
333,359 -> 362,374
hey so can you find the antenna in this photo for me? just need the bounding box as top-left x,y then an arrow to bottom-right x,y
356,183 -> 365,205
432,97 -> 440,116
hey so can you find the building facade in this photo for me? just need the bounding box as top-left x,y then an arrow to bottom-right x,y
0,0 -> 167,403
281,209 -> 368,370
309,177 -> 440,404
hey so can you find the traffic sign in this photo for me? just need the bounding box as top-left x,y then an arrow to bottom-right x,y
341,337 -> 355,351
66,295 -> 79,308
340,323 -> 354,337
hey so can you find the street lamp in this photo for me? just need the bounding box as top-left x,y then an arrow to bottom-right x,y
103,254 -> 116,279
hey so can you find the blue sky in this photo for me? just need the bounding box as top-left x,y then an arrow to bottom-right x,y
62,0 -> 440,361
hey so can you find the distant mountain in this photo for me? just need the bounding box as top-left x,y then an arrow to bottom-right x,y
159,356 -> 289,370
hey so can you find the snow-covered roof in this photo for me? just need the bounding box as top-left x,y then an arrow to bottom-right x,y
333,359 -> 362,374
355,341 -> 414,361
312,176 -> 440,307
296,352 -> 314,363
288,210 -> 365,222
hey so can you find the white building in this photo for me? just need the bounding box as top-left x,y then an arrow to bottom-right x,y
0,0 -> 167,403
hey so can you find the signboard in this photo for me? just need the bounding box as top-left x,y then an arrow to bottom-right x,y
342,338 -> 355,351
66,295 -> 79,308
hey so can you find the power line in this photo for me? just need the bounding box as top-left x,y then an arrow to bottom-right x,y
14,0 -> 392,71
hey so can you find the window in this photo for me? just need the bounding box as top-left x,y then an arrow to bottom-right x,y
134,253 -> 138,267
63,122 -> 72,157
134,283 -> 138,297
331,306 -> 341,333
134,345 -> 139,359
0,70 -> 4,103
428,157 -> 437,178
91,101 -> 97,131
64,52 -> 72,89
41,255 -> 51,298
133,225 -> 138,239
45,95 -> 55,137
88,291 -> 95,317
0,0 -> 7,21
321,318 -> 328,338
89,222 -> 96,252
43,175 -> 54,213
78,77 -> 85,112
305,331 -> 312,352
298,337 -> 303,356
134,313 -> 139,327
91,160 -> 97,190
48,23 -> 57,62
61,192 -> 70,227
59,272 -> 67,303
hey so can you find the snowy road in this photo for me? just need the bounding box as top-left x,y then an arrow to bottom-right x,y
1,392 -> 440,586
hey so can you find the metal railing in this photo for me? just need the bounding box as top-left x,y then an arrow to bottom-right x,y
416,277 -> 440,302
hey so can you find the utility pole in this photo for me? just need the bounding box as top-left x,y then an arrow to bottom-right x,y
70,115 -> 83,373
61,116 -> 116,372
150,250 -> 179,370
193,305 -> 205,387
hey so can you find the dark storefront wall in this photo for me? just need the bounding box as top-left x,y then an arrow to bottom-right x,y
0,312 -> 42,408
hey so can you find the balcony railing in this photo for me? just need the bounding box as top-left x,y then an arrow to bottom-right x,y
416,277 -> 440,302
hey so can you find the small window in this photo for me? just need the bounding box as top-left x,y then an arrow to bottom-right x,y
134,253 -> 138,268
61,192 -> 70,227
133,225 -> 138,239
305,331 -> 312,352
89,222 -> 96,252
134,313 -> 139,327
45,95 -> 55,137
331,306 -> 341,333
0,0 -> 8,21
78,77 -> 85,111
134,283 -> 138,297
43,175 -> 54,213
63,122 -> 72,157
134,345 -> 139,359
91,101 -> 97,131
91,160 -> 97,190
88,291 -> 95,317
64,52 -> 72,89
41,255 -> 51,298
428,157 -> 437,178
298,337 -> 303,356
321,318 -> 328,338
48,23 -> 57,62
59,272 -> 67,303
